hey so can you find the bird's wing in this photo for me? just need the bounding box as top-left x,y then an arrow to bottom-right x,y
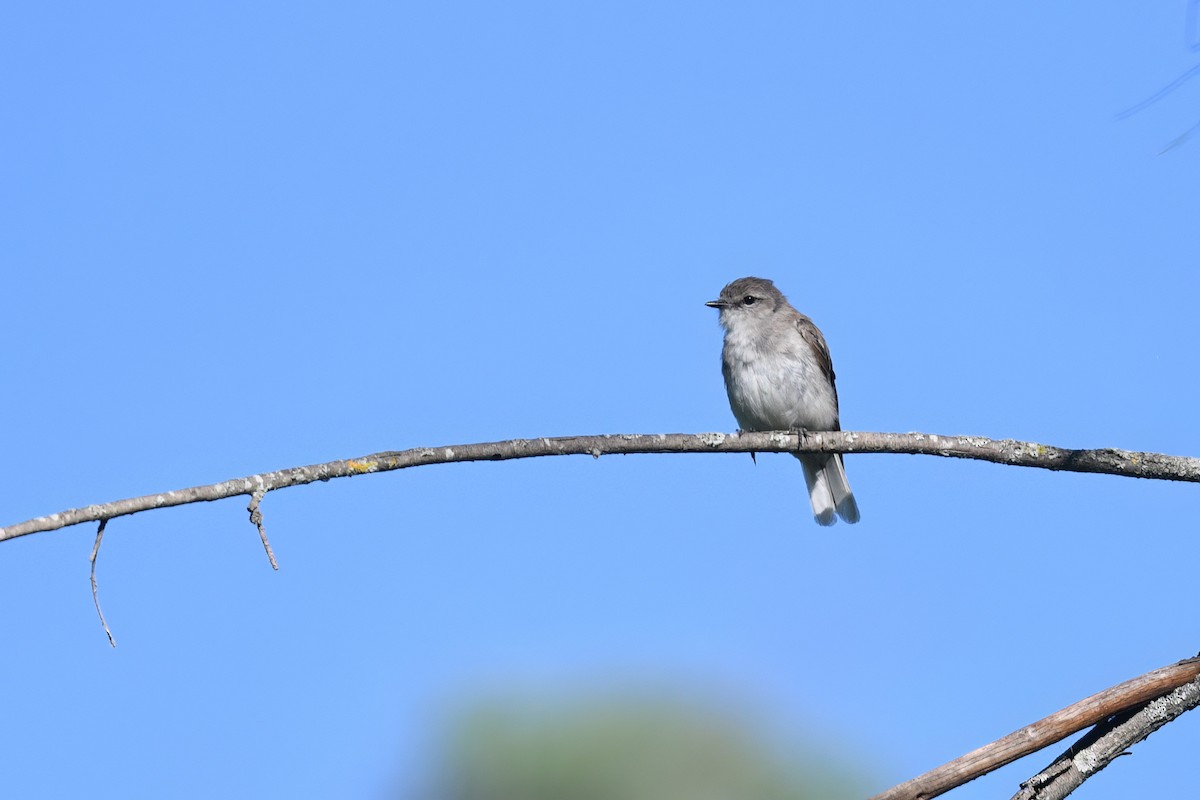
795,313 -> 841,425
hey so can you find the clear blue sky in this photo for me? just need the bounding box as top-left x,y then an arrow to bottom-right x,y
3,2 -> 1198,798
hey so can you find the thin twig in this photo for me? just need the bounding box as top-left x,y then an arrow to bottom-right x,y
3,431 -> 1199,543
246,488 -> 278,570
1159,117 -> 1200,154
1115,62 -> 1200,119
88,520 -> 116,648
1012,670 -> 1200,800
870,656 -> 1200,800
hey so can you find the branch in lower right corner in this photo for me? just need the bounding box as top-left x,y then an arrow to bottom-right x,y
869,656 -> 1200,800
1012,674 -> 1200,800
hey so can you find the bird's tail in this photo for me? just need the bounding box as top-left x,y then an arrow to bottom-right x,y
800,454 -> 860,526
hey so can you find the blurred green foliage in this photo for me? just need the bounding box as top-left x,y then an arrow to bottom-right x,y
425,693 -> 866,800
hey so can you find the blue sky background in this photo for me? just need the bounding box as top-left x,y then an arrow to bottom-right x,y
3,2 -> 1199,797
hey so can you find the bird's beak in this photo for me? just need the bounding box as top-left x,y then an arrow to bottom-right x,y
705,300 -> 726,309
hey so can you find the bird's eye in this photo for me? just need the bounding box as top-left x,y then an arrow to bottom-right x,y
742,295 -> 757,306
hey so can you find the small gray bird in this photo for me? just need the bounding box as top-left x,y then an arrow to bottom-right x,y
707,277 -> 860,526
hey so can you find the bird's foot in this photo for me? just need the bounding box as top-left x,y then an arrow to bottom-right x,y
736,429 -> 757,465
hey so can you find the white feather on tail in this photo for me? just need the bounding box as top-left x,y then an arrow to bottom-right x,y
799,454 -> 859,526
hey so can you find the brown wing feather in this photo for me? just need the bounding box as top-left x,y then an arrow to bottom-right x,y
794,313 -> 841,428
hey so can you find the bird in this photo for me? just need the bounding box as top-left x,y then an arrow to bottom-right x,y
707,276 -> 860,526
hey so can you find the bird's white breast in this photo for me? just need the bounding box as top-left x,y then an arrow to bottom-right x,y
721,322 -> 839,433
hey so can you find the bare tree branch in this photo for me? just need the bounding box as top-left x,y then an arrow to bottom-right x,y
4,431 -> 1199,544
88,520 -> 116,648
246,489 -> 278,570
870,656 -> 1200,800
1012,668 -> 1200,800
8,430 -> 1200,787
